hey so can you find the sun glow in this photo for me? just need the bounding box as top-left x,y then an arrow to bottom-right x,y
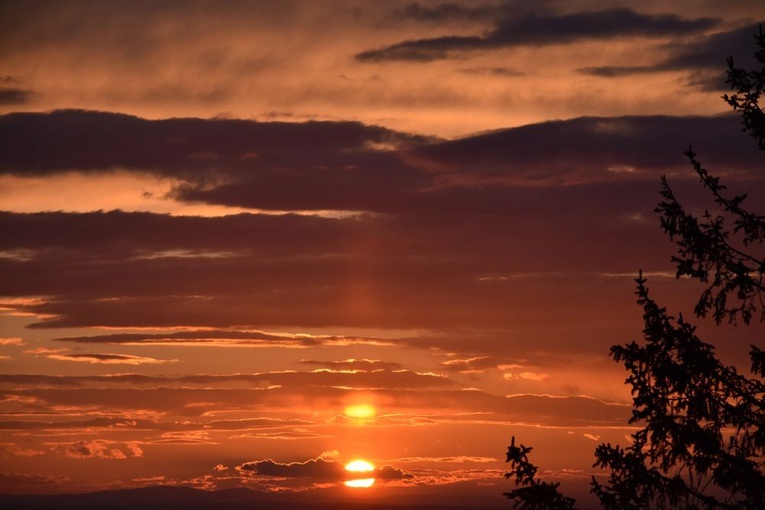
345,404 -> 376,419
344,459 -> 376,488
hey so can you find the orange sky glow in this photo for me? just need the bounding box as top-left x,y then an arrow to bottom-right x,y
1,1 -> 764,508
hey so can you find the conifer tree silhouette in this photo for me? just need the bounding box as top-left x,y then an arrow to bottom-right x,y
505,28 -> 765,510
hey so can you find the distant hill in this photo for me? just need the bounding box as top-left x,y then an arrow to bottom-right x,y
0,485 -> 507,510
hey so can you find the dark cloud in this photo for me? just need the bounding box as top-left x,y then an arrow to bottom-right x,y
662,23 -> 763,71
577,23 -> 764,90
2,111 -> 760,215
46,353 -> 175,364
577,65 -> 656,77
58,353 -> 131,361
0,109 -> 429,177
1,111 -> 761,216
53,329 -> 377,348
0,417 -> 140,430
0,373 -> 162,386
237,456 -> 412,481
489,8 -> 718,43
0,213 -> 734,337
238,457 -> 345,479
0,88 -> 31,105
0,263 -> 666,334
376,465 -> 415,480
1,112 -> 762,342
357,8 -> 719,62
403,115 -> 762,188
459,66 -> 524,77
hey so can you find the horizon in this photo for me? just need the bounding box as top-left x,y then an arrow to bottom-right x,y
1,1 -> 764,508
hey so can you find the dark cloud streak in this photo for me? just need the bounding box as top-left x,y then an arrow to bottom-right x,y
577,23 -> 764,90
0,88 -> 32,105
357,8 -> 719,62
0,109 -> 428,176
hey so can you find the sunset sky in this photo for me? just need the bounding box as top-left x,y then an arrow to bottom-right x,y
1,1 -> 764,507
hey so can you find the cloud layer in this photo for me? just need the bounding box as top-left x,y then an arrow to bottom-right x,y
2,2 -> 764,502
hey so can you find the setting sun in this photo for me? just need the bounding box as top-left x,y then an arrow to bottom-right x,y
344,459 -> 376,488
344,404 -> 376,419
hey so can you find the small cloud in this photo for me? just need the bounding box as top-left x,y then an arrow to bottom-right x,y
578,66 -> 655,77
230,429 -> 327,441
132,249 -> 244,260
126,442 -> 143,457
376,465 -> 414,480
606,164 -> 637,173
460,67 -> 524,77
503,371 -> 550,382
213,464 -> 229,472
299,358 -> 403,371
56,440 -> 141,459
150,430 -> 215,445
440,356 -> 495,374
0,87 -> 32,105
583,433 -> 601,441
319,449 -> 340,460
4,444 -> 46,457
46,353 -> 177,365
24,347 -> 67,355
0,337 -> 24,346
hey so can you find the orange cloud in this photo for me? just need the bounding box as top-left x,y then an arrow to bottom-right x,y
46,353 -> 177,365
54,440 -> 143,459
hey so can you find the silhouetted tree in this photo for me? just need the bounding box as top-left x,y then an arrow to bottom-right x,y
590,273 -> 764,509
504,436 -> 577,510
724,26 -> 765,151
655,26 -> 765,327
505,28 -> 765,510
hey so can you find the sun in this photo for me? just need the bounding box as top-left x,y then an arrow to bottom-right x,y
345,404 -> 376,419
344,459 -> 375,488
